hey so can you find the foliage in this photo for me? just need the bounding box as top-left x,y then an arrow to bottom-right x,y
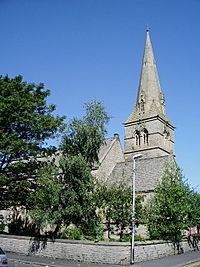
0,75 -> 65,209
29,100 -> 110,239
5,207 -> 38,236
30,155 -> 97,237
187,191 -> 200,232
145,158 -> 192,242
60,222 -> 104,241
0,224 -> 5,233
134,234 -> 146,242
60,155 -> 96,228
96,182 -> 143,241
60,226 -> 85,240
61,100 -> 110,167
80,215 -> 104,241
29,165 -> 63,230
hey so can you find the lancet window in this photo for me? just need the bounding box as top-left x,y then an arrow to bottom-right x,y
163,125 -> 170,140
135,130 -> 141,146
143,128 -> 149,144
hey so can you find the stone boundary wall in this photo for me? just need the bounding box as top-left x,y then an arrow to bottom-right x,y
135,240 -> 194,262
0,235 -> 195,265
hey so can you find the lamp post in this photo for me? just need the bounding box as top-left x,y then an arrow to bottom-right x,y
131,154 -> 142,265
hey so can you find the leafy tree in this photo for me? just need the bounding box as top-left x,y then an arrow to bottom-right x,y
96,182 -> 143,241
0,75 -> 65,209
29,100 -> 110,238
146,158 -> 191,245
29,165 -> 62,229
61,100 -> 110,167
187,191 -> 200,233
30,155 -> 96,236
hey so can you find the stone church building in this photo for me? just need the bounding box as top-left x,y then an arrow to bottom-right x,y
92,30 -> 175,195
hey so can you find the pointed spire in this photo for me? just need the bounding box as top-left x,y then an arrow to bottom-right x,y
137,30 -> 164,112
126,30 -> 168,123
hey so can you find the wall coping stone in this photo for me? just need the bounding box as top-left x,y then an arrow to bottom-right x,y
0,234 -> 187,246
0,234 -> 130,246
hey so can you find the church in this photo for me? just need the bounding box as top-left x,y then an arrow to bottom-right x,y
92,30 -> 175,196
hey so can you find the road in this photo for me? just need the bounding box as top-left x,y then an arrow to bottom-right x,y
6,250 -> 200,267
9,262 -> 40,267
182,260 -> 200,267
7,259 -> 200,267
7,253 -> 121,267
9,261 -> 110,267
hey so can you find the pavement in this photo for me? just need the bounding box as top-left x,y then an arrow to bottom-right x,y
6,250 -> 200,267
133,251 -> 200,267
7,252 -> 121,267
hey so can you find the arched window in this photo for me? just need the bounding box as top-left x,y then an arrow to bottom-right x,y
135,130 -> 140,146
163,126 -> 170,140
143,128 -> 149,144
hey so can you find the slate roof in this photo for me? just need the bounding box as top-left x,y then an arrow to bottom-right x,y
107,156 -> 169,192
92,136 -> 119,169
98,138 -> 114,163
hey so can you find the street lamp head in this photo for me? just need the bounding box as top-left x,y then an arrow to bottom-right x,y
133,154 -> 143,160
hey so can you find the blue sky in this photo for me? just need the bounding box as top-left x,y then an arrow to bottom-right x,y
0,0 -> 199,189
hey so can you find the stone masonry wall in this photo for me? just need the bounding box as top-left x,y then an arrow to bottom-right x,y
92,135 -> 124,183
0,235 -> 130,265
0,235 -> 196,265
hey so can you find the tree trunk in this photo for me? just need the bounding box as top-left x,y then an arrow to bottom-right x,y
52,224 -> 61,240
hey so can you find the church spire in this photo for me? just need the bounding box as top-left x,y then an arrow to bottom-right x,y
124,30 -> 174,160
126,30 -> 168,123
137,30 -> 165,112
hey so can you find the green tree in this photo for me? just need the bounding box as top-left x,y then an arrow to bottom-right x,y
30,155 -> 95,236
61,100 -> 110,167
29,100 -> 110,238
146,158 -> 191,246
188,191 -> 200,232
0,75 -> 65,209
96,182 -> 143,241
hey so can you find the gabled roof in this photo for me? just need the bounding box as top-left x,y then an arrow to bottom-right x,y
98,138 -> 114,164
93,133 -> 124,170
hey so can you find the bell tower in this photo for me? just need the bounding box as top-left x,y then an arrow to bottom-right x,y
124,31 -> 175,160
